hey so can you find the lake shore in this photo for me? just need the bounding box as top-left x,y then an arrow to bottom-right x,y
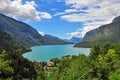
23,44 -> 90,62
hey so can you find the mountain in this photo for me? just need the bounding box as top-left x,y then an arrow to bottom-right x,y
44,34 -> 70,45
0,13 -> 69,46
0,30 -> 37,79
113,16 -> 120,22
0,13 -> 45,46
64,37 -> 83,43
44,34 -> 62,40
0,30 -> 31,53
75,15 -> 120,47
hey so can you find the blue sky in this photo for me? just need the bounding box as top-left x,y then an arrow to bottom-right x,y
24,0 -> 84,39
0,0 -> 120,39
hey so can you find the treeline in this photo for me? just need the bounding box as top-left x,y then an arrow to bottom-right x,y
0,50 -> 36,80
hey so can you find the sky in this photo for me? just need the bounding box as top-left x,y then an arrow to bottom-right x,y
0,0 -> 120,39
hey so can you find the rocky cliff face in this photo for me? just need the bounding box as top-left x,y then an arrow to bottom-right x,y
113,16 -> 120,22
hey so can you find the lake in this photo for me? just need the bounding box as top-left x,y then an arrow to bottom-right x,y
23,44 -> 90,62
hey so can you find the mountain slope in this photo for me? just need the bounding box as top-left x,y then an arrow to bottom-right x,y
0,13 -> 69,46
0,30 -> 37,79
0,30 -> 31,53
44,34 -> 62,40
113,16 -> 120,22
0,13 -> 45,46
64,37 -> 82,43
75,15 -> 120,47
84,18 -> 120,43
44,34 -> 70,45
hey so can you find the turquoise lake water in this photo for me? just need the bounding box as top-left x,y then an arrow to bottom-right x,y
23,44 -> 90,61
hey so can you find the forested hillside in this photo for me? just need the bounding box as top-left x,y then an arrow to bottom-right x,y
0,31 -> 37,79
0,30 -> 30,53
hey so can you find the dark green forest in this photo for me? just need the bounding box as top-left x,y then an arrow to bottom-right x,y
0,31 -> 36,80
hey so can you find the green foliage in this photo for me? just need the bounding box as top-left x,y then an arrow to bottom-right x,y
0,50 -> 13,79
7,53 -> 37,80
0,30 -> 37,80
106,49 -> 116,59
48,54 -> 93,80
35,64 -> 48,80
40,42 -> 120,80
109,69 -> 120,80
0,50 -> 37,80
111,42 -> 120,54
90,43 -> 101,60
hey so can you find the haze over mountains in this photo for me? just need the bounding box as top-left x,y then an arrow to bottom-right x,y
0,13 -> 69,46
44,34 -> 62,40
75,15 -> 120,47
64,37 -> 83,43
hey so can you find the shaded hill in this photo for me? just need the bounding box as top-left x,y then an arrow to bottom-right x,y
44,34 -> 62,40
0,30 -> 37,79
74,41 -> 92,47
0,13 -> 69,46
0,30 -> 31,53
0,13 -> 45,46
44,34 -> 70,45
75,15 -> 120,47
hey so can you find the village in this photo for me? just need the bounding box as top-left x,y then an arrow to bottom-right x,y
35,61 -> 58,70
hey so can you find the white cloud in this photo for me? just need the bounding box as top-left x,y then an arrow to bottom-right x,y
59,0 -> 120,38
0,0 -> 52,21
54,9 -> 78,16
64,0 -> 101,9
39,12 -> 52,19
67,22 -> 104,38
38,31 -> 44,36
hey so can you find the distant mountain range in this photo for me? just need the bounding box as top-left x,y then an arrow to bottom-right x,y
44,34 -> 62,40
43,34 -> 71,45
0,13 -> 69,46
64,37 -> 83,43
75,15 -> 120,47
